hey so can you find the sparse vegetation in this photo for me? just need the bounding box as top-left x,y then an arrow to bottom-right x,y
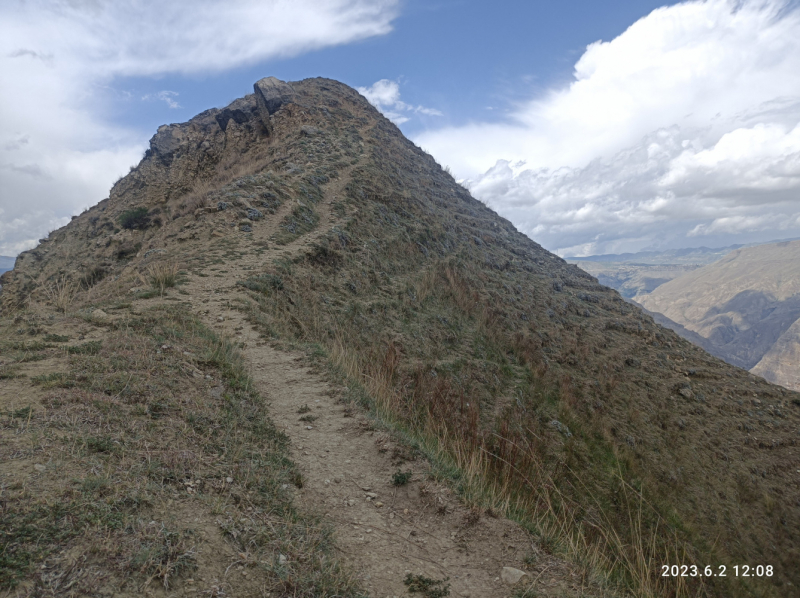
66,340 -> 102,355
145,261 -> 179,296
403,573 -> 450,597
391,469 -> 412,486
42,275 -> 77,313
118,207 -> 152,230
0,307 -> 364,596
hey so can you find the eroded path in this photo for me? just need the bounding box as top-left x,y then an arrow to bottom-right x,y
159,180 -> 597,598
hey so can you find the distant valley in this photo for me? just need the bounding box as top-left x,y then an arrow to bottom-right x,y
573,241 -> 800,391
569,244 -> 763,299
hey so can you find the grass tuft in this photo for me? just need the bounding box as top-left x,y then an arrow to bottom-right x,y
43,275 -> 78,313
144,262 -> 179,296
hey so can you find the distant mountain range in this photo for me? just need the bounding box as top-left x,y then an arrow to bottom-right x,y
638,240 -> 800,391
567,244 -> 746,265
0,256 -> 14,275
569,238 -> 800,299
567,238 -> 800,266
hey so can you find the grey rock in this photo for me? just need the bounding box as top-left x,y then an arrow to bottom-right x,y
550,420 -> 572,437
300,125 -> 320,136
91,309 -> 111,323
215,107 -> 250,131
254,77 -> 296,123
150,124 -> 188,157
500,567 -> 528,585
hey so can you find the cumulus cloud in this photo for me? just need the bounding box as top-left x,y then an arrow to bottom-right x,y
0,0 -> 399,256
357,79 -> 442,125
417,0 -> 800,255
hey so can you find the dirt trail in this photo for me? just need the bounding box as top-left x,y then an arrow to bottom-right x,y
160,179 -> 592,598
181,288 -> 587,598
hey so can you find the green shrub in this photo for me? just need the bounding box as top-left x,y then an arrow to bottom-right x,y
403,574 -> 450,597
118,207 -> 151,230
391,470 -> 412,486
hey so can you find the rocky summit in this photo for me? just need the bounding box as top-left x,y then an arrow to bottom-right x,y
1,77 -> 799,598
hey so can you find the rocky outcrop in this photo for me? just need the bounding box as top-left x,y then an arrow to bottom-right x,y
253,76 -> 296,133
254,76 -> 296,116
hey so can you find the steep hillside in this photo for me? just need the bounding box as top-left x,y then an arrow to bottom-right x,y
753,317 -> 800,390
2,77 -> 799,597
638,240 -> 800,388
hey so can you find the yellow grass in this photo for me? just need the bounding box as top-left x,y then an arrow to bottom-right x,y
42,275 -> 78,313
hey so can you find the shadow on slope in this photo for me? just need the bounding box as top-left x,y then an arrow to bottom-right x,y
700,290 -> 800,369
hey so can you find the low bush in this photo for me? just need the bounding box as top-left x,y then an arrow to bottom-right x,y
118,207 -> 151,230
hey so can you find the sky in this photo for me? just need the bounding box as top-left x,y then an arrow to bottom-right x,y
2,0 -> 800,258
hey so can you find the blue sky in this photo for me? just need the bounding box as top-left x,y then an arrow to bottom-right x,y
2,0 -> 800,257
112,0 -> 677,138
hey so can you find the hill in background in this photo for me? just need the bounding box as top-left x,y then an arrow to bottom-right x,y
0,256 -> 14,275
1,77 -> 798,597
568,242 -> 799,300
638,240 -> 800,391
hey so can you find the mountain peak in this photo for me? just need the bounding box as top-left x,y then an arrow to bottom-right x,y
1,76 -> 798,596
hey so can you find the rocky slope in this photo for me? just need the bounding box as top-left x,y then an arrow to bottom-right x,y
638,240 -> 800,390
2,77 -> 799,597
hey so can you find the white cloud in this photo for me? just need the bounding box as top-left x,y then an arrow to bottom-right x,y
143,91 -> 182,109
0,0 -> 399,256
416,0 -> 800,255
357,79 -> 442,125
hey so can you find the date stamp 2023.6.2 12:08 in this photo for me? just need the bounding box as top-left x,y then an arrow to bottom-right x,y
662,565 -> 773,578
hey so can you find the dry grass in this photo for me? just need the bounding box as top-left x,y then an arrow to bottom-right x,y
239,231 -> 788,597
326,334 -> 692,597
42,275 -> 78,313
170,150 -> 274,218
143,262 -> 179,296
0,305 -> 365,596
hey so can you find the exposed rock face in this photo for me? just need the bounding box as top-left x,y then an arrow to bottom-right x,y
254,76 -> 297,127
638,240 -> 800,388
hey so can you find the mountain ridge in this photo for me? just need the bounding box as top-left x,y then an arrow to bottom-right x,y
2,77 -> 798,597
